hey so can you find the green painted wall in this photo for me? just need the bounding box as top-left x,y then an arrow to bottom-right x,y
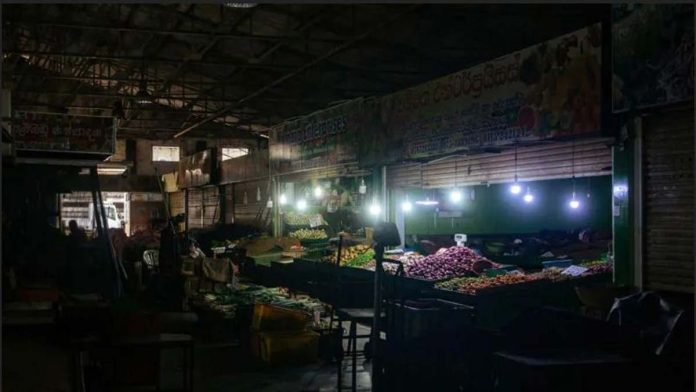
396,176 -> 612,236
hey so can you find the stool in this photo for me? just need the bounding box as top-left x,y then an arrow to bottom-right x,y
334,308 -> 384,392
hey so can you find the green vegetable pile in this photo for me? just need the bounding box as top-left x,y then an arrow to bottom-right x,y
345,249 -> 376,268
201,284 -> 325,315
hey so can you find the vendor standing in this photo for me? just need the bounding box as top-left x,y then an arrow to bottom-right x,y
65,220 -> 87,291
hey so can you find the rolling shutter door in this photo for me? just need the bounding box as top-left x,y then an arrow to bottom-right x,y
643,109 -> 694,293
233,180 -> 271,228
387,138 -> 613,188
187,188 -> 203,229
202,186 -> 220,227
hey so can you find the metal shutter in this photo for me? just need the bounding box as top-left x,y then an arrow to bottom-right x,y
643,108 -> 694,293
187,188 -> 203,229
233,180 -> 271,228
387,138 -> 613,188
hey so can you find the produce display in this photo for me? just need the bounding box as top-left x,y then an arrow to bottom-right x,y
529,267 -> 572,282
284,212 -> 326,226
580,260 -> 613,275
323,244 -> 373,267
404,246 -> 497,281
364,252 -> 423,274
344,249 -> 375,268
289,228 -> 328,240
197,284 -> 325,318
436,274 -> 541,295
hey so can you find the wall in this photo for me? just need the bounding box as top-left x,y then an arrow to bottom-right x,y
399,176 -> 612,236
135,139 -> 180,177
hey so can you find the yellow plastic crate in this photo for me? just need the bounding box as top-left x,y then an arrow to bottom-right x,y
252,303 -> 311,332
252,330 -> 319,366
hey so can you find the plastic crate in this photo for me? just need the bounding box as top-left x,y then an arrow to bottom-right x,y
251,303 -> 311,332
252,330 -> 319,366
249,252 -> 283,267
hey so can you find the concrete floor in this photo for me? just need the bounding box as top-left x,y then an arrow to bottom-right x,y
2,323 -> 373,392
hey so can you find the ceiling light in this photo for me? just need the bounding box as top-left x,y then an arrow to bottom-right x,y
449,190 -> 462,203
296,198 -> 307,211
313,185 -> 323,199
569,192 -> 580,209
523,187 -> 534,203
97,164 -> 127,175
401,199 -> 413,213
415,197 -> 439,206
510,183 -> 522,195
368,202 -> 382,216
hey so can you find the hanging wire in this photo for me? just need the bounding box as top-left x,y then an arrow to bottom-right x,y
514,142 -> 518,183
571,129 -> 576,195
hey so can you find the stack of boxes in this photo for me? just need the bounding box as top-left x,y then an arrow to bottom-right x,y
250,303 -> 320,366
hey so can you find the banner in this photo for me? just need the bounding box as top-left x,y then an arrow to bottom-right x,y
12,111 -> 116,155
270,99 -> 365,173
612,4 -> 694,112
380,23 -> 603,160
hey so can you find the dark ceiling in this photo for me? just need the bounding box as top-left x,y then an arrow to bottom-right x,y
2,3 -> 608,140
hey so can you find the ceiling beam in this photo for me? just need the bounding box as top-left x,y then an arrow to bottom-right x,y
5,20 -> 349,45
175,4 -> 421,138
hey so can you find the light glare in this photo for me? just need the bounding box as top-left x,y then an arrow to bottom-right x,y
401,200 -> 413,212
369,203 -> 382,216
449,190 -> 462,203
313,186 -> 323,199
279,193 -> 287,205
296,199 -> 307,211
510,183 -> 522,194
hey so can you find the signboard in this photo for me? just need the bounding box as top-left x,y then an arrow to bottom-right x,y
178,149 -> 215,188
612,4 -> 694,112
270,99 -> 365,173
379,24 -> 603,160
12,111 -> 116,155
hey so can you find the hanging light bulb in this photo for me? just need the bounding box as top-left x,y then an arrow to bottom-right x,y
510,182 -> 522,195
368,201 -> 382,216
401,199 -> 413,212
569,192 -> 580,209
313,185 -> 323,199
266,198 -> 273,208
509,143 -> 521,194
449,189 -> 462,203
568,134 -> 580,209
279,193 -> 287,205
523,187 -> 534,203
359,178 -> 367,194
296,198 -> 307,211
